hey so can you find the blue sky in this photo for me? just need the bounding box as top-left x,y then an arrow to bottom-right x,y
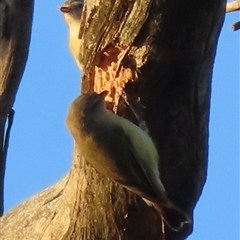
4,1 -> 239,239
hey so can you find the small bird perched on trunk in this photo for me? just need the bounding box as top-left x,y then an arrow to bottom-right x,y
66,91 -> 191,231
60,0 -> 84,68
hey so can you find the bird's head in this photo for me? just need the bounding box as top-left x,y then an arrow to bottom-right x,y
69,91 -> 108,120
60,0 -> 84,24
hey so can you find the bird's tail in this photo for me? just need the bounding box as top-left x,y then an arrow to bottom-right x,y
152,199 -> 191,232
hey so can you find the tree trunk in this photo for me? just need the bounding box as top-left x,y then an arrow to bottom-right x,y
0,0 -> 34,216
0,0 -> 225,239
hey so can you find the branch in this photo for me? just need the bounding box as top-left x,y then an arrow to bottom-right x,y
0,110 -> 14,216
232,20 -> 240,30
0,0 -> 34,215
226,1 -> 240,12
226,1 -> 240,31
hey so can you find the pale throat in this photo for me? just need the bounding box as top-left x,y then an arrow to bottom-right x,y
68,20 -> 81,39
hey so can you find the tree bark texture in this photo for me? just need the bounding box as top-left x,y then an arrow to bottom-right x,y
0,0 -> 34,216
1,0 -> 225,240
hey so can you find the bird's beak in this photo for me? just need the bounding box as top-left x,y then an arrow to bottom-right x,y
99,91 -> 108,99
59,6 -> 70,13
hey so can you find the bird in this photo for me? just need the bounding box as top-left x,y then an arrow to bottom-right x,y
60,0 -> 84,68
66,91 -> 191,231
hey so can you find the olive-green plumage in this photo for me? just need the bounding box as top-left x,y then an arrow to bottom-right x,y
66,91 -> 191,231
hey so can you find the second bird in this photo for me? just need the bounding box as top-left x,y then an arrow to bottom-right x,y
60,0 -> 84,69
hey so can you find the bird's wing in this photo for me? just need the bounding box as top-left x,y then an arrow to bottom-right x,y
113,118 -> 166,198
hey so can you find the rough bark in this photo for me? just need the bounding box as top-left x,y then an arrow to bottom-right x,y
0,0 -> 34,216
1,0 -> 225,240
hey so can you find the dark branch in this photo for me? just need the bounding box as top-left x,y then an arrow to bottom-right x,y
232,20 -> 240,30
0,0 -> 34,215
0,109 -> 15,216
